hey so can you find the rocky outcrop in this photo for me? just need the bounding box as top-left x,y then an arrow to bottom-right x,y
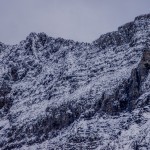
101,48 -> 150,114
0,82 -> 12,112
0,13 -> 150,149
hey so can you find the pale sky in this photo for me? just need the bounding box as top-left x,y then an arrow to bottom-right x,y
0,0 -> 150,44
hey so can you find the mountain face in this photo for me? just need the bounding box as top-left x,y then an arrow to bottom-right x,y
0,14 -> 150,150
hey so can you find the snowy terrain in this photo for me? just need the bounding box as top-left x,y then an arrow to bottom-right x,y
0,13 -> 150,150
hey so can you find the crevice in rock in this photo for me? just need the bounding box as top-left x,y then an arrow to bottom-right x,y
101,49 -> 150,114
0,82 -> 12,112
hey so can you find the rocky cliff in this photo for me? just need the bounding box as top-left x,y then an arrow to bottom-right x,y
0,14 -> 150,150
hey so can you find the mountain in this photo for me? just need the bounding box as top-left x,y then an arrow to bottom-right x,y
0,13 -> 150,150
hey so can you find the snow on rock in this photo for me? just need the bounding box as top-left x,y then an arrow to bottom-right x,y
0,13 -> 150,149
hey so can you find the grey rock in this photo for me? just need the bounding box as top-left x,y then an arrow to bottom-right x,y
0,13 -> 150,149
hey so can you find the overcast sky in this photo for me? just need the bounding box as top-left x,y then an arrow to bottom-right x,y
0,0 -> 150,44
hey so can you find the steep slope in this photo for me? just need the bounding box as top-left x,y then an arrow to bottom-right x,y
0,14 -> 150,150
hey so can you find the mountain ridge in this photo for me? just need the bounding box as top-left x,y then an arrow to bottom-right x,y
1,13 -> 150,47
0,13 -> 150,150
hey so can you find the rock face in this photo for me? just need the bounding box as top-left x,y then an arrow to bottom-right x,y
0,14 -> 150,150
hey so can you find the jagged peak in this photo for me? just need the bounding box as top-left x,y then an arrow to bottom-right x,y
2,13 -> 150,50
21,32 -> 90,50
93,13 -> 150,49
135,13 -> 150,21
0,41 -> 5,47
0,41 -> 10,51
0,13 -> 150,150
26,32 -> 48,41
28,32 -> 38,38
1,13 -> 150,49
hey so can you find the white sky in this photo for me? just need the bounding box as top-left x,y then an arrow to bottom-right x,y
0,0 -> 150,44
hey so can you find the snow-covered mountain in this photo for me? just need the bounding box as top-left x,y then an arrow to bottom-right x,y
0,13 -> 150,150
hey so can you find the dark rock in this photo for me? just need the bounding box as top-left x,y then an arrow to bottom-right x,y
0,13 -> 150,149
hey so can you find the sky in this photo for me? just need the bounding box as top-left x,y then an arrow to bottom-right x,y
0,0 -> 150,45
